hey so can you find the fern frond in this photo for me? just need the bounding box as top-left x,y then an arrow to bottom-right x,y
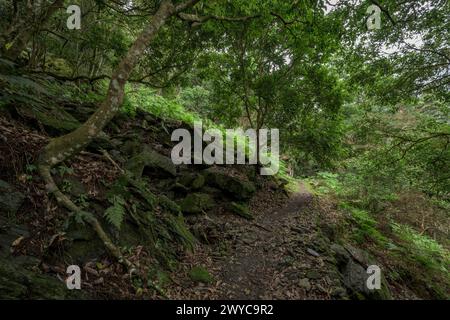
104,195 -> 126,230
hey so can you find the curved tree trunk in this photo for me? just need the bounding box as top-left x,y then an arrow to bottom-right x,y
39,0 -> 175,167
37,0 -> 181,267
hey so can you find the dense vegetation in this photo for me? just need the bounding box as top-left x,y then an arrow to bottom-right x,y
0,0 -> 448,300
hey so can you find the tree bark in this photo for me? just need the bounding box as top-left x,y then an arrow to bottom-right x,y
37,0 -> 200,267
38,0 -> 175,168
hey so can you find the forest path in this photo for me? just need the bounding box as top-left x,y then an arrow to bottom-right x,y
211,182 -> 335,299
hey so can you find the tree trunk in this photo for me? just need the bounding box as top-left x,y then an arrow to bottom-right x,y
36,0 -> 188,268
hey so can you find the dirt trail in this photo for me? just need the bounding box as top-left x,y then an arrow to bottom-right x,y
210,183 -> 337,299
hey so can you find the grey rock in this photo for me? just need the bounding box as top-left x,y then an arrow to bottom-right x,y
126,145 -> 176,177
204,167 -> 256,200
338,247 -> 392,300
331,243 -> 351,268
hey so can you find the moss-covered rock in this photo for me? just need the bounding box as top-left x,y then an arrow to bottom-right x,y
331,243 -> 392,300
17,103 -> 80,134
179,173 -> 205,191
179,193 -> 215,214
191,174 -> 205,190
126,145 -> 176,178
0,256 -> 85,299
189,266 -> 213,284
229,202 -> 253,220
204,167 -> 256,200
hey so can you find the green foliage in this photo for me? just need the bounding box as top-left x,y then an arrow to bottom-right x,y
189,266 -> 213,284
391,223 -> 449,273
104,195 -> 126,230
305,171 -> 341,195
340,203 -> 387,245
126,86 -> 202,125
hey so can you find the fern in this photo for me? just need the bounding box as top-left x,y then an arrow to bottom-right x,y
104,195 -> 126,230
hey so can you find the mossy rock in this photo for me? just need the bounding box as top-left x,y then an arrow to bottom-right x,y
126,145 -> 176,178
189,266 -> 213,284
158,194 -> 181,214
179,193 -> 215,214
0,256 -> 85,299
179,173 -> 205,190
120,139 -> 142,156
191,174 -> 206,190
17,103 -> 80,134
204,168 -> 256,200
229,202 -> 253,220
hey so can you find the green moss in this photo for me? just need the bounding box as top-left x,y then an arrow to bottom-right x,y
179,193 -> 215,214
189,266 -> 213,284
204,168 -> 256,200
191,174 -> 205,190
229,202 -> 253,220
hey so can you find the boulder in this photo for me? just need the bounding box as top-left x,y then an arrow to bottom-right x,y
331,243 -> 392,300
203,168 -> 256,200
0,256 -> 85,299
179,193 -> 215,214
178,173 -> 205,190
126,145 -> 176,178
189,266 -> 213,284
0,180 -> 25,214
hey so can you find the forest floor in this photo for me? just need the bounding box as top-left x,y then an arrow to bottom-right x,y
167,183 -> 347,300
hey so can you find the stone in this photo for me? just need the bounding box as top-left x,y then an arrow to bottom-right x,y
179,193 -> 215,214
331,243 -> 392,300
204,167 -> 256,200
229,202 -> 253,220
18,103 -> 80,134
126,145 -> 176,178
0,256 -> 85,299
298,278 -> 312,291
189,266 -> 213,284
331,243 -> 351,267
179,173 -> 205,190
331,287 -> 348,299
0,180 -> 25,214
191,174 -> 205,190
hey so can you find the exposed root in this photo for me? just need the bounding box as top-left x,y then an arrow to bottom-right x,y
38,163 -> 136,271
